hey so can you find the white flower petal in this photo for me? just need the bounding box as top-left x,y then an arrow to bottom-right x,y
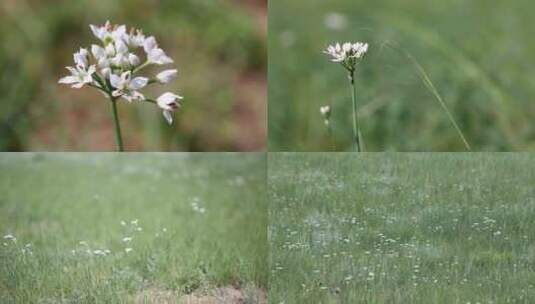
115,39 -> 128,54
129,77 -> 148,90
58,75 -> 78,84
156,69 -> 178,83
148,48 -> 173,65
143,36 -> 157,53
91,44 -> 106,60
109,74 -> 122,89
162,110 -> 173,125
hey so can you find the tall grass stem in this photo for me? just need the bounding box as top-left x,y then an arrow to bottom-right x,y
349,72 -> 362,152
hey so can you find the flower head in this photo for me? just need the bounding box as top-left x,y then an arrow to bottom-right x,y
59,21 -> 183,124
324,42 -> 368,71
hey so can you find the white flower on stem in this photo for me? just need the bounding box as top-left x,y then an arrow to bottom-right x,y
144,36 -> 173,65
122,237 -> 132,243
110,71 -> 148,102
320,105 -> 331,117
61,21 -> 183,146
59,65 -> 96,89
324,42 -> 368,70
156,69 -> 178,84
157,92 -> 183,124
125,247 -> 133,253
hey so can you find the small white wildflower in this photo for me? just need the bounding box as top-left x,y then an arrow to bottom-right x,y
110,71 -> 148,102
136,227 -> 142,232
122,237 -> 132,243
131,219 -> 138,225
120,220 -> 127,226
144,36 -> 173,65
162,228 -> 167,233
125,247 -> 133,253
324,42 -> 368,71
156,92 -> 183,124
156,69 -> 178,84
58,65 -> 96,89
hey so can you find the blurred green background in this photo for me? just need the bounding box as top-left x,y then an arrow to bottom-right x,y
0,0 -> 266,151
268,0 -> 535,151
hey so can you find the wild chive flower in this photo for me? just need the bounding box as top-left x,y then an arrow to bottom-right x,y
58,21 -> 184,151
324,41 -> 369,152
324,42 -> 368,71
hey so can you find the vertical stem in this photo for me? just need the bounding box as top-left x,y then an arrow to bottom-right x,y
326,123 -> 336,152
110,98 -> 124,152
349,71 -> 362,152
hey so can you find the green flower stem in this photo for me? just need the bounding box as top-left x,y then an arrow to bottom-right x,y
110,98 -> 124,152
349,70 -> 362,152
133,61 -> 150,74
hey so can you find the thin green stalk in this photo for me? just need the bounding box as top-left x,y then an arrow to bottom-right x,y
110,98 -> 124,152
406,54 -> 471,151
349,71 -> 362,152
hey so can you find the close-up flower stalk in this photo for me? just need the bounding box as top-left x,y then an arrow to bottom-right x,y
59,21 -> 183,151
324,42 -> 368,152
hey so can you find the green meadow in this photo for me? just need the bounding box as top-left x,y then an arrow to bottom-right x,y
268,0 -> 535,151
269,153 -> 535,303
0,153 -> 267,303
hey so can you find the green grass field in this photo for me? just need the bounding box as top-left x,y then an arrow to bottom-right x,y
268,0 -> 535,151
0,153 -> 267,303
269,153 -> 535,303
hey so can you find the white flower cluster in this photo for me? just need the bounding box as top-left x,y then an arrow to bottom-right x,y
324,42 -> 368,71
59,21 -> 183,124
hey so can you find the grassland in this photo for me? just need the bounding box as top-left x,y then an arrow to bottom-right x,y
268,0 -> 535,151
269,153 -> 535,303
0,153 -> 267,303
